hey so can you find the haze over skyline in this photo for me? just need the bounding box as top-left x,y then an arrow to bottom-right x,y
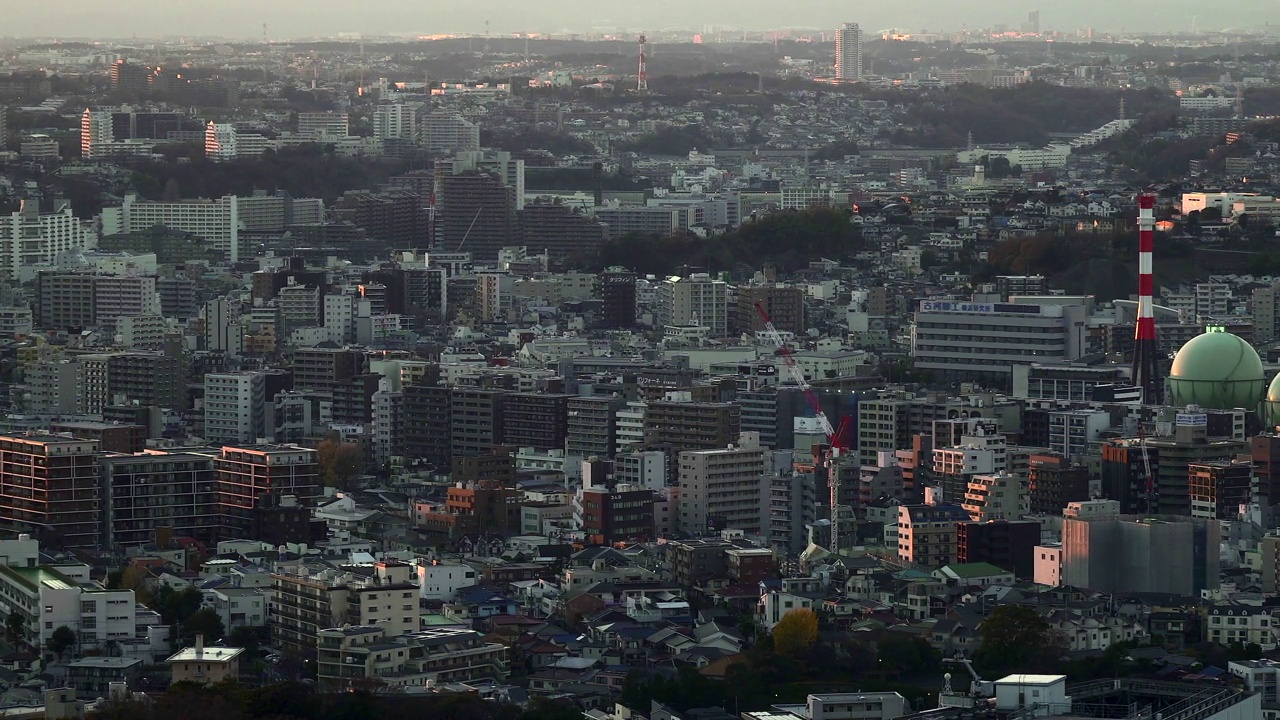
4,1 -> 1273,39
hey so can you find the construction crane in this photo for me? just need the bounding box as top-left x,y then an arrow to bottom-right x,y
1138,426 -> 1155,513
753,302 -> 851,453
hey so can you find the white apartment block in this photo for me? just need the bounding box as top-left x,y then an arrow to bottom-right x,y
678,434 -> 768,534
0,554 -> 138,654
962,473 -> 1029,521
102,193 -> 322,262
421,112 -> 480,153
0,201 -> 98,281
373,103 -> 419,141
324,293 -> 355,344
297,112 -> 350,138
203,372 -> 267,444
205,122 -> 272,161
413,561 -> 478,601
657,273 -> 730,337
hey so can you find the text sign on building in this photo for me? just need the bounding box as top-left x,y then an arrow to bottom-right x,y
1176,413 -> 1208,427
920,301 -> 994,313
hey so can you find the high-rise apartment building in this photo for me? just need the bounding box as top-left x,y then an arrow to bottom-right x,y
0,435 -> 100,548
0,200 -> 98,281
657,274 -> 730,337
737,284 -> 805,336
203,372 -> 268,444
678,435 -> 768,535
501,393 -> 570,451
35,272 -> 160,332
297,112 -> 350,138
644,401 -> 741,452
102,192 -> 322,262
373,103 -> 419,141
205,122 -> 272,161
835,23 -> 863,81
99,451 -> 219,547
216,444 -> 320,539
519,201 -> 610,261
435,172 -> 518,262
421,112 -> 480,153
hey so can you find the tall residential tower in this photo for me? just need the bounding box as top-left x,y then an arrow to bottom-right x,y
835,23 -> 863,82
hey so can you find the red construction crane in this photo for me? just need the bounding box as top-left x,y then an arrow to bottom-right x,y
754,302 -> 851,454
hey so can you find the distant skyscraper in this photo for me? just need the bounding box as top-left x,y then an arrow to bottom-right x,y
835,23 -> 863,81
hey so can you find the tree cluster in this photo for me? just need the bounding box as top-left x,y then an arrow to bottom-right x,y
123,145 -> 407,205
586,206 -> 863,276
95,681 -> 592,720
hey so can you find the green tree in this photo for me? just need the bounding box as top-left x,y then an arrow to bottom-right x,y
975,605 -> 1060,675
772,608 -> 819,659
5,610 -> 24,644
155,586 -> 204,626
48,625 -> 76,659
877,633 -> 942,677
317,436 -> 364,490
181,608 -> 225,645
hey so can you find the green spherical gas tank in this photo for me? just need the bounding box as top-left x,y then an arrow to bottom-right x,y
1167,330 -> 1265,410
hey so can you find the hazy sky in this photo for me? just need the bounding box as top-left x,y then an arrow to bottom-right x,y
3,1 -> 1265,38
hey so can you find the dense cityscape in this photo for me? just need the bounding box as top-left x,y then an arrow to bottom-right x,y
1,6 -> 1280,720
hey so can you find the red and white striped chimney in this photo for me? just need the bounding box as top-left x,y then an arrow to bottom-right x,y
1132,193 -> 1162,404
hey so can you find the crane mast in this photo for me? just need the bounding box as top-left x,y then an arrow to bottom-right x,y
754,302 -> 834,440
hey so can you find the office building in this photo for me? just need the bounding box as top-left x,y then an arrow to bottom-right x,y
0,435 -> 100,548
216,444 -> 320,539
421,112 -> 480,152
292,347 -> 366,391
657,274 -> 731,337
835,23 -> 863,81
580,486 -> 656,545
678,435 -> 768,534
403,381 -> 451,469
35,272 -> 160,331
601,269 -> 637,329
911,299 -> 1089,390
203,372 -> 268,444
99,451 -> 219,547
1062,514 -> 1219,595
0,200 -> 98,281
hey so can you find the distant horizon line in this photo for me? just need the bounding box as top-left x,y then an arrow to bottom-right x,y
2,26 -> 1276,44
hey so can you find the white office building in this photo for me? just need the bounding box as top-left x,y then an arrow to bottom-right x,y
912,299 -> 1088,389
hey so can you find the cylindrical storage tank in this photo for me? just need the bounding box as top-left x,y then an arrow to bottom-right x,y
1166,331 -> 1265,410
